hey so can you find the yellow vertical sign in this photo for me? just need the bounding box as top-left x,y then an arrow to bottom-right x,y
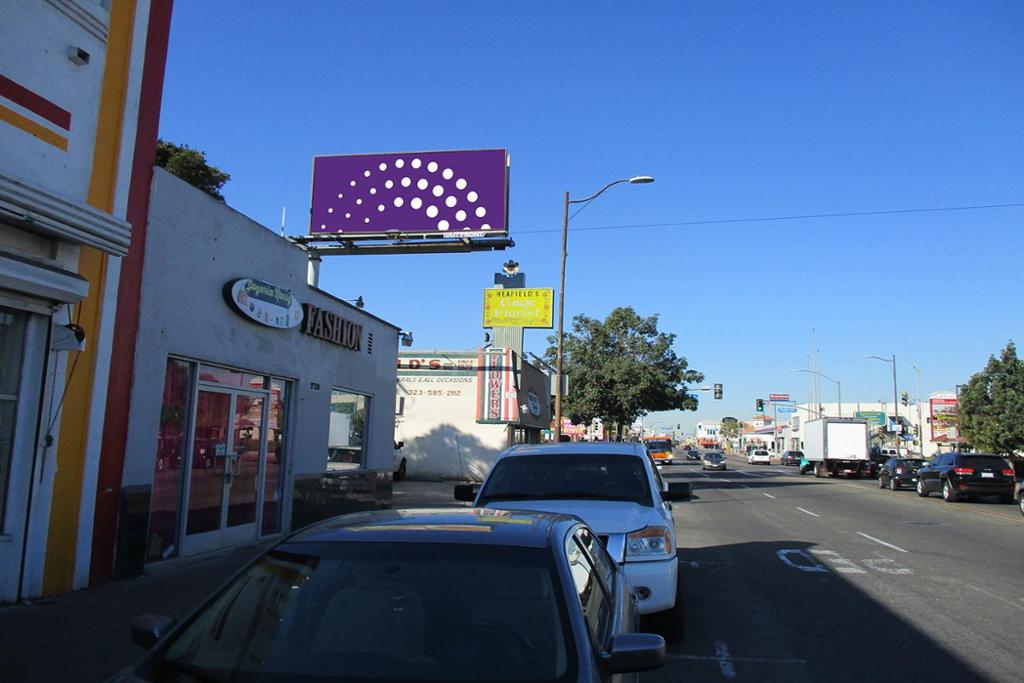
482,288 -> 554,328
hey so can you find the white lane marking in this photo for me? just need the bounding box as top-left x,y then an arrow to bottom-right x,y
811,549 -> 866,574
856,531 -> 908,553
763,493 -> 776,499
733,470 -> 758,476
740,484 -> 751,489
862,558 -> 913,575
714,641 -> 737,679
965,584 -> 1024,610
777,549 -> 828,572
690,561 -> 700,568
797,507 -> 821,517
669,654 -> 807,664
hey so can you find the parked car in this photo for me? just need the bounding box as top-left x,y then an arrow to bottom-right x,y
748,449 -> 771,465
702,452 -> 727,471
115,508 -> 666,682
458,443 -> 689,641
1017,481 -> 1024,518
878,457 -> 926,490
779,450 -> 803,466
916,453 -> 1016,503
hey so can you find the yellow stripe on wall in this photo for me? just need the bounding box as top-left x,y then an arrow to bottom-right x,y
43,0 -> 137,595
0,104 -> 69,150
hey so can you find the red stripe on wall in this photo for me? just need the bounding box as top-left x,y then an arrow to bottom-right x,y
90,0 -> 174,585
0,74 -> 71,130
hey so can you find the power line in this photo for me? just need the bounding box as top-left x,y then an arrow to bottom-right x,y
515,201 -> 1024,236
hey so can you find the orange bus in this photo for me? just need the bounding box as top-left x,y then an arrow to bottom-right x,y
642,435 -> 675,464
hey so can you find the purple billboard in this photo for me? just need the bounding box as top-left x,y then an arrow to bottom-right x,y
310,149 -> 509,238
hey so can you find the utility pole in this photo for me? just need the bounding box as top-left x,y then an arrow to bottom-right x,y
891,355 -> 900,457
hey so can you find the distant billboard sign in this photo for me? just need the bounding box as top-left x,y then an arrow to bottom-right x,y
930,397 -> 959,441
310,149 -> 509,238
482,288 -> 554,328
855,410 -> 886,426
769,393 -> 790,402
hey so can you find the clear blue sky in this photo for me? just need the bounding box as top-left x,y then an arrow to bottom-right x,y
159,1 -> 1024,433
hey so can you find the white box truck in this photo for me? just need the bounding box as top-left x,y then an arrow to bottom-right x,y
802,418 -> 870,478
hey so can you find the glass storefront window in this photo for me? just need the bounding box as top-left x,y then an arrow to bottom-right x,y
326,390 -> 368,472
0,307 -> 26,530
262,379 -> 287,535
147,358 -> 193,561
197,364 -> 264,390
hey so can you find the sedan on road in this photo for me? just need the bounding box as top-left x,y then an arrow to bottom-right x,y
115,509 -> 666,682
878,457 -> 926,490
459,443 -> 690,641
748,449 -> 771,465
702,452 -> 727,471
685,448 -> 701,461
916,453 -> 1016,503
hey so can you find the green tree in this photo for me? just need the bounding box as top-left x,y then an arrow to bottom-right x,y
546,307 -> 703,439
156,139 -> 230,200
720,417 -> 741,441
958,341 -> 1024,454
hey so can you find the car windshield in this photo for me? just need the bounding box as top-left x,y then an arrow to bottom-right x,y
644,440 -> 672,452
478,455 -> 653,506
705,454 -> 723,461
150,543 -> 576,683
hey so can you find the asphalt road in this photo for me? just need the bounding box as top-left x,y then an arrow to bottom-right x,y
645,450 -> 1024,683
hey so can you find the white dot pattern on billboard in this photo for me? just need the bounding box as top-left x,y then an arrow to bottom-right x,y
310,150 -> 507,235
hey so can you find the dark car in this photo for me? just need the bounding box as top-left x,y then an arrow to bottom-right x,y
685,449 -> 701,461
878,457 -> 926,490
1017,481 -> 1024,518
780,450 -> 803,466
916,453 -> 1016,503
114,509 -> 666,683
702,452 -> 727,471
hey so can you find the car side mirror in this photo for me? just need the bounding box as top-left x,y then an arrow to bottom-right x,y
664,481 -> 692,501
453,483 -> 479,502
131,614 -> 177,649
602,633 -> 666,673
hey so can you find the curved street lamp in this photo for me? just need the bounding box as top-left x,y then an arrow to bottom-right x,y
793,368 -> 842,417
866,354 -> 900,457
553,176 -> 655,441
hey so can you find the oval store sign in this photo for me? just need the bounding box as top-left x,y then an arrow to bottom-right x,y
224,278 -> 303,329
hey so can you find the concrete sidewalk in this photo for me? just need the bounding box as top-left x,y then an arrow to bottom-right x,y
0,479 -> 462,682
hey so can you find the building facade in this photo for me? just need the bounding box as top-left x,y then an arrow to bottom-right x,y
0,0 -> 171,601
395,349 -> 551,481
109,169 -> 401,575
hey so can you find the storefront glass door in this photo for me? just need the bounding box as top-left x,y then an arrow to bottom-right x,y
182,387 -> 267,556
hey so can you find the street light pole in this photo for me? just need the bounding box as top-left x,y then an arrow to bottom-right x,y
553,192 -> 570,441
912,364 -> 922,453
866,354 -> 900,457
794,369 -> 841,417
552,176 -> 654,442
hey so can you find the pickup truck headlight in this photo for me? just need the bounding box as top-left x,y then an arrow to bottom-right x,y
626,526 -> 673,559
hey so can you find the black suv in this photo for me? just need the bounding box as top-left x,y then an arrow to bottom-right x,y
878,457 -> 926,491
916,453 -> 1016,503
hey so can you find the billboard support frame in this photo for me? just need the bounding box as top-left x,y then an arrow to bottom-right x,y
290,234 -> 514,256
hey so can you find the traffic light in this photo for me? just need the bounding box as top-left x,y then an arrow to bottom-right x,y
714,383 -> 723,399
756,399 -> 764,412
901,391 -> 909,407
